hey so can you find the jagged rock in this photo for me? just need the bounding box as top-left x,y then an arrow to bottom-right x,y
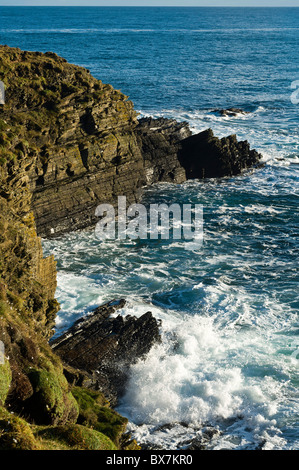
136,118 -> 262,183
51,300 -> 161,406
135,117 -> 191,184
212,107 -> 250,117
178,128 -> 262,179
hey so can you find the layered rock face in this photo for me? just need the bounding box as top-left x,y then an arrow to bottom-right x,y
0,83 -> 80,446
0,46 -> 262,239
0,46 -> 146,238
135,117 -> 192,185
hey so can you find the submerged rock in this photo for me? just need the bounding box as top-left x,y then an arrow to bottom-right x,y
212,107 -> 250,117
179,427 -> 221,450
51,300 -> 161,406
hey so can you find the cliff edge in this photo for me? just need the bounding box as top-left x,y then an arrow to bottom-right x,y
0,46 -> 144,450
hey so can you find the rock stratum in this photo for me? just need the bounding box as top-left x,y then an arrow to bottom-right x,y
0,46 -> 262,450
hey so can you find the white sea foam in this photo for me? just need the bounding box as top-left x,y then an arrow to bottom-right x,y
117,301 -> 297,449
43,201 -> 299,449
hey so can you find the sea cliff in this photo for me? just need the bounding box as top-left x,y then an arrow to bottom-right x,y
0,46 -> 262,450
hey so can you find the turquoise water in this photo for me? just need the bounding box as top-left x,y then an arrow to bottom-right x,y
1,6 -> 298,449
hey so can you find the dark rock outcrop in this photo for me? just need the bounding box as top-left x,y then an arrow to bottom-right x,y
178,128 -> 262,179
51,300 -> 161,406
135,117 -> 191,185
136,120 -> 262,181
212,108 -> 250,117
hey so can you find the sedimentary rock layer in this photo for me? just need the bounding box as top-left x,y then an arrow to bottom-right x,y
0,46 -> 146,238
135,117 -> 192,185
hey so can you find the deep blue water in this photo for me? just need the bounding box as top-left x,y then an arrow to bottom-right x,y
1,7 -> 298,450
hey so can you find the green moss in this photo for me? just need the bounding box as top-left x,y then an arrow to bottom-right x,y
6,291 -> 24,311
36,424 -> 117,450
42,89 -> 58,100
0,300 -> 10,317
0,359 -> 11,405
0,146 -> 16,162
0,407 -> 41,450
0,408 -> 118,451
26,367 -> 79,425
92,407 -> 129,445
0,120 -> 7,132
72,386 -> 109,409
72,387 -> 128,445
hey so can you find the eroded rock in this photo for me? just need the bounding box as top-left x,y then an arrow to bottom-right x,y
212,107 -> 250,117
135,117 -> 191,184
51,299 -> 161,406
178,128 -> 262,179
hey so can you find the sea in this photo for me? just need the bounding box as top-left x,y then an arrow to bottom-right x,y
0,6 -> 298,450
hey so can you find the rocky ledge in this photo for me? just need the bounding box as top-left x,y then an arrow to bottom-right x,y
178,127 -> 262,179
138,118 -> 263,181
51,299 -> 161,407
